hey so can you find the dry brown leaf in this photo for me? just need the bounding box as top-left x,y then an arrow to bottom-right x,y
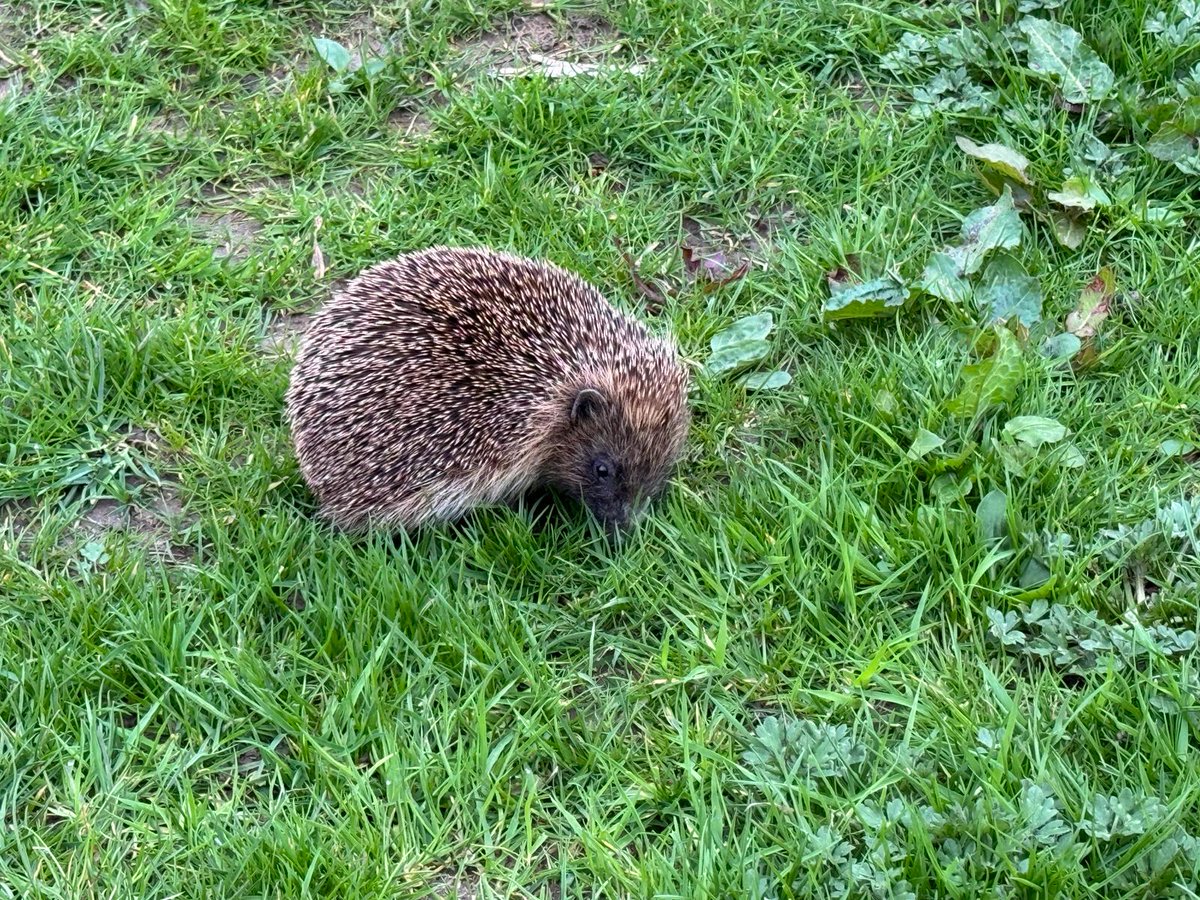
614,238 -> 667,313
311,215 -> 326,280
1066,267 -> 1116,339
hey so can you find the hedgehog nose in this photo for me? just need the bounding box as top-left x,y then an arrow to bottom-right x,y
601,503 -> 633,539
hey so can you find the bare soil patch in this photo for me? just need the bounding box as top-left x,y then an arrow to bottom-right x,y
388,106 -> 434,137
70,428 -> 197,563
455,12 -> 618,71
432,873 -> 479,900
261,309 -> 313,359
0,498 -> 34,542
193,208 -> 263,261
0,73 -> 24,102
338,12 -> 393,67
72,476 -> 196,563
0,4 -> 31,53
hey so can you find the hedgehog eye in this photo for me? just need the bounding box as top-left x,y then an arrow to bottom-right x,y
592,459 -> 613,481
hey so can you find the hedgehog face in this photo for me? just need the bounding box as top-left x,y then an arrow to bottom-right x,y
580,450 -> 631,533
563,386 -> 686,535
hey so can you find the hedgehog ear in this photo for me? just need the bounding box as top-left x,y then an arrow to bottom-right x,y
570,387 -> 606,424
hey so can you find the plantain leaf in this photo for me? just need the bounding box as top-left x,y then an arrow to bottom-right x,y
706,340 -> 771,375
823,276 -> 910,321
1004,415 -> 1067,448
1050,210 -> 1087,249
919,187 -> 1024,302
978,254 -> 1043,327
711,312 -> 774,351
740,370 -> 792,391
907,428 -> 946,460
1041,332 -> 1082,360
956,136 -> 1032,185
976,489 -> 1009,546
1047,176 -> 1110,212
1018,17 -> 1114,105
948,327 -> 1024,417
1066,268 -> 1115,338
920,250 -> 972,303
312,37 -> 352,73
956,186 -> 1024,276
1147,122 -> 1200,175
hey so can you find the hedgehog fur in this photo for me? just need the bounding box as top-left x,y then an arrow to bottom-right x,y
285,246 -> 691,534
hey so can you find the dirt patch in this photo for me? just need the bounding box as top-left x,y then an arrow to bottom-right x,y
72,477 -> 196,563
0,73 -> 25,103
338,12 -> 394,67
432,873 -> 479,900
261,309 -> 312,359
679,202 -> 806,274
388,106 -> 434,137
0,2 -> 31,103
0,4 -> 31,53
238,65 -> 297,96
455,12 -> 618,71
144,111 -> 188,137
0,498 -> 35,547
749,200 -> 806,243
193,209 -> 262,261
69,427 -> 197,563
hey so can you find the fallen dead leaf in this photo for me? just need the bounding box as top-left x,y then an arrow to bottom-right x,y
1066,267 -> 1116,339
311,215 -> 326,280
495,53 -> 647,78
588,151 -> 609,176
681,245 -> 748,292
614,238 -> 668,313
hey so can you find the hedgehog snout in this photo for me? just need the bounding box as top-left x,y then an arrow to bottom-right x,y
595,499 -> 633,536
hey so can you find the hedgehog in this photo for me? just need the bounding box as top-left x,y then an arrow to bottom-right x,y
285,246 -> 691,535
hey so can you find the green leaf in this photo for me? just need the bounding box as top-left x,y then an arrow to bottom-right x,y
998,440 -> 1034,477
948,327 -> 1024,417
1004,415 -> 1067,448
931,472 -> 974,503
1050,210 -> 1086,249
1019,781 -> 1072,847
1047,175 -> 1110,212
920,187 -> 1024,301
907,428 -> 946,460
1054,442 -> 1086,468
711,312 -> 774,351
920,251 -> 972,303
705,340 -> 771,375
822,276 -> 909,321
1147,122 -> 1200,175
1041,332 -> 1082,360
362,58 -> 387,79
873,389 -> 899,421
80,539 -> 108,564
956,186 -> 1024,276
978,254 -> 1043,327
706,313 -> 776,375
976,489 -> 1009,546
312,37 -> 352,73
740,370 -> 792,391
1018,17 -> 1115,105
1019,558 -> 1052,589
1158,439 -> 1198,457
956,136 -> 1032,184
741,715 -> 866,783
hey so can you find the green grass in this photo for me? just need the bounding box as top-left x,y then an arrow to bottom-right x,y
2,0 -> 1199,896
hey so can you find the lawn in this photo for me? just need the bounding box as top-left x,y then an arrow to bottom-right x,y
2,0 -> 1199,896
